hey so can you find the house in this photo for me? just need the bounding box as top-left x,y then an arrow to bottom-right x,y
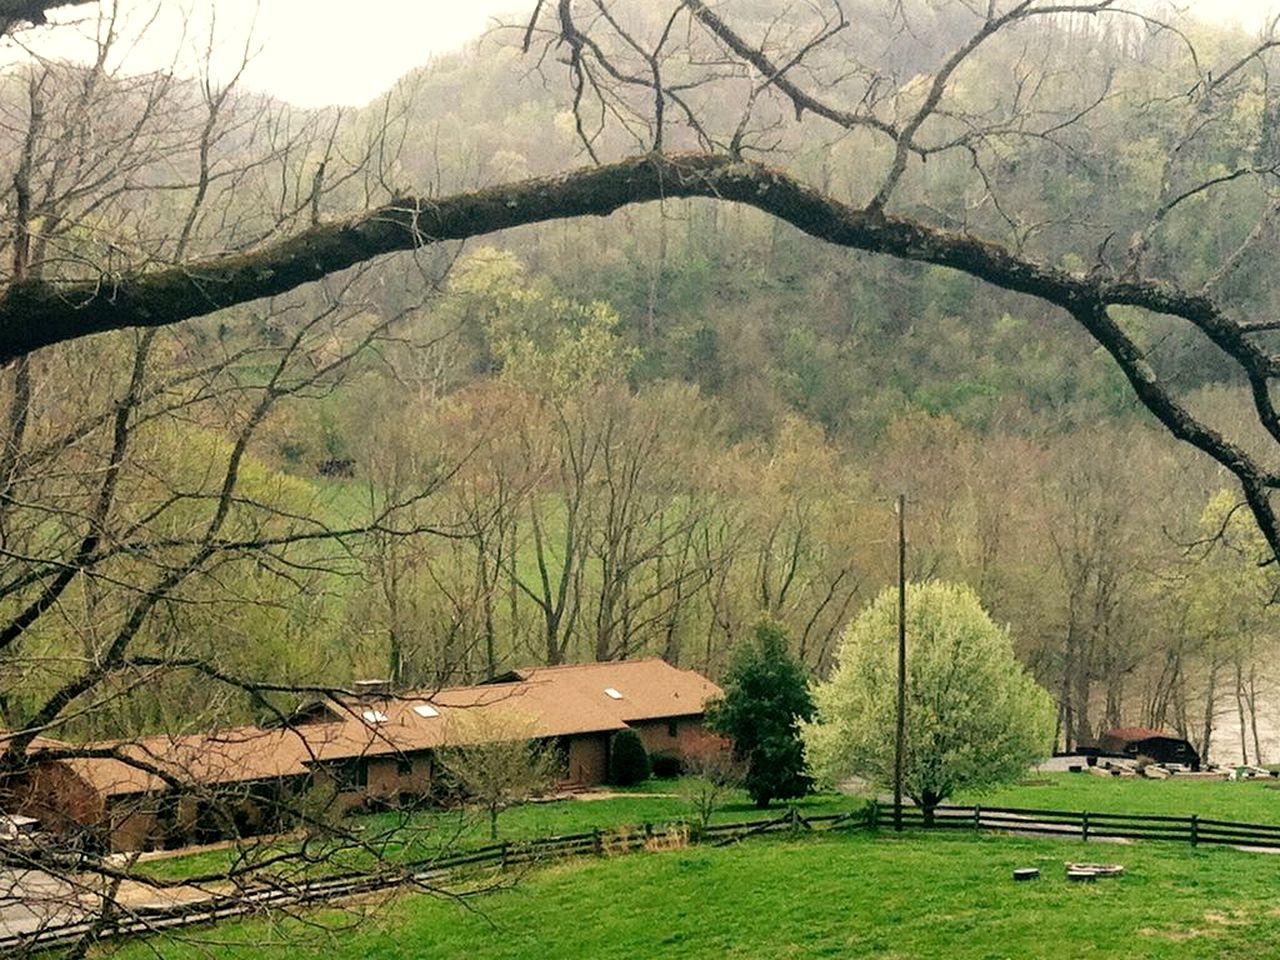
1092,727 -> 1201,770
4,659 -> 725,852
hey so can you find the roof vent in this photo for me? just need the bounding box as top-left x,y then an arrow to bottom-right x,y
413,704 -> 440,718
354,679 -> 391,700
604,687 -> 623,700
361,709 -> 389,724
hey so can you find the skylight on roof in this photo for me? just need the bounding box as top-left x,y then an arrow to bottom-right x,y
604,687 -> 624,700
413,704 -> 440,718
362,709 -> 389,724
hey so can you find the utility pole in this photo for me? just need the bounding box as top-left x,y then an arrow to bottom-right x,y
894,492 -> 907,832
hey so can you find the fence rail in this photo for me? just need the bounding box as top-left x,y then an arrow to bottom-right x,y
875,803 -> 1280,849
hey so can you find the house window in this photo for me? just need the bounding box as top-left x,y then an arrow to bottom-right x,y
667,720 -> 678,738
333,759 -> 368,791
604,688 -> 624,700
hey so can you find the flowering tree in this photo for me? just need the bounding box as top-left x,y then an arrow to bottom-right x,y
806,582 -> 1054,823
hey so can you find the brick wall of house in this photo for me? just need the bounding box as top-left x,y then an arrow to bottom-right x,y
567,734 -> 608,784
8,761 -> 104,836
366,754 -> 432,799
629,717 -> 729,765
314,752 -> 434,812
366,757 -> 401,799
108,800 -> 161,852
406,754 -> 433,795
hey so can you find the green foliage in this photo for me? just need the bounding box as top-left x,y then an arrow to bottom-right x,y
441,246 -> 635,397
1179,491 -> 1279,693
1187,490 -> 1275,634
707,620 -> 814,808
501,297 -> 634,397
806,582 -> 1055,818
608,729 -> 651,786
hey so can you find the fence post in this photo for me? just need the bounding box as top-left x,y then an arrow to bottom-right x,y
501,841 -> 509,868
973,804 -> 981,832
593,827 -> 603,856
643,822 -> 652,842
1082,811 -> 1090,843
1190,814 -> 1199,848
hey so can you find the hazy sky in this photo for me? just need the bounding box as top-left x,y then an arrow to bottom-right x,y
4,0 -> 1279,109
6,1 -> 539,107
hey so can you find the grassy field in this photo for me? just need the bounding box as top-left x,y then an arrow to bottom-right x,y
137,772 -> 1280,883
112,827 -> 1280,960
955,771 -> 1280,823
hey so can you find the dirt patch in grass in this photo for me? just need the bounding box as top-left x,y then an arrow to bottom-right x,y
1203,910 -> 1250,926
1139,926 -> 1205,942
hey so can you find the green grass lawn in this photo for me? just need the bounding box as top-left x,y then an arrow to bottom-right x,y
110,827 -> 1280,960
136,784 -> 854,883
952,771 -> 1280,823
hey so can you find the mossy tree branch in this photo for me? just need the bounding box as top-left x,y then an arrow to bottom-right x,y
3,151 -> 1279,556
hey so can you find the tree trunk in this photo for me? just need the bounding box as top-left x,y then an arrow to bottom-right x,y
477,546 -> 497,681
1072,641 -> 1093,749
1104,671 -> 1123,733
1200,659 -> 1220,767
1054,695 -> 1069,755
1235,659 -> 1249,766
1058,626 -> 1076,752
388,629 -> 402,688
1248,663 -> 1264,765
921,792 -> 942,827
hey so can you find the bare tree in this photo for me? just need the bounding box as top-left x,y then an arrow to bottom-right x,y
0,13 -> 480,953
436,712 -> 561,841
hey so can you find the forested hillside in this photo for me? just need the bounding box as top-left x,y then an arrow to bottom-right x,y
2,0 -> 1278,765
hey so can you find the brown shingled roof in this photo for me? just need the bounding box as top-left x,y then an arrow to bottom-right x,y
513,659 -> 722,723
43,659 -> 722,798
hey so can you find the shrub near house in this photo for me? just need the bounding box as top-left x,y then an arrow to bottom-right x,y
608,730 -> 651,786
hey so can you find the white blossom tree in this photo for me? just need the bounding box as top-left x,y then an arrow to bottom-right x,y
805,581 -> 1054,823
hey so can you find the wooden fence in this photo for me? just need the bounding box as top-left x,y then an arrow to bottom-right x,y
0,806 -> 869,955
877,803 -> 1280,849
